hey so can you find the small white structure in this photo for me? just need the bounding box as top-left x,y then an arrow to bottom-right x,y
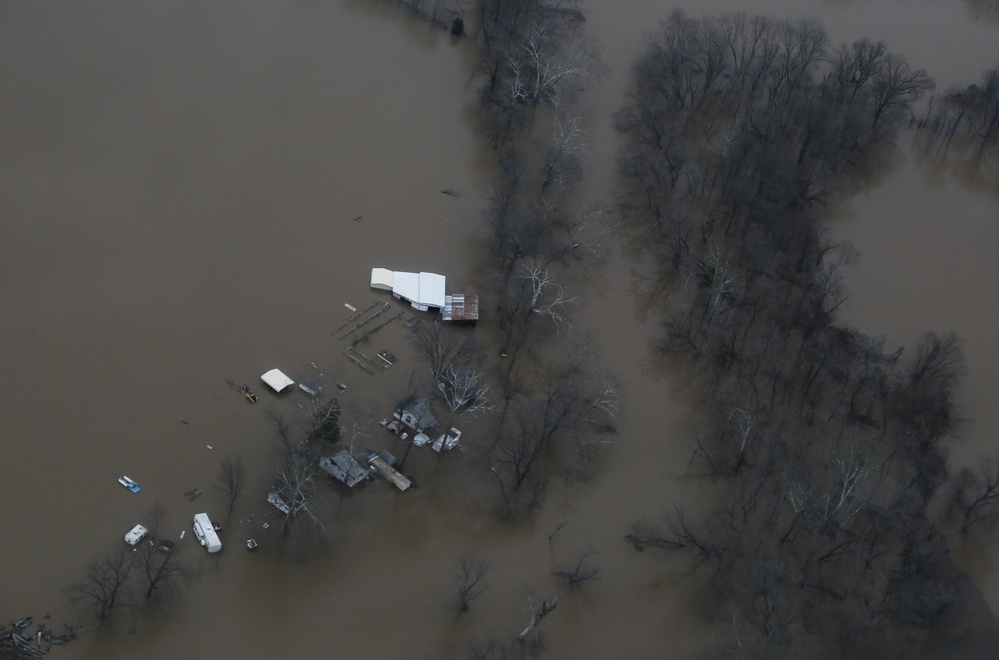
193,513 -> 222,553
124,524 -> 148,546
371,268 -> 446,312
432,427 -> 462,453
267,490 -> 292,514
261,368 -> 295,393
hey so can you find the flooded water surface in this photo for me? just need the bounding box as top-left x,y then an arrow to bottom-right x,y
1,0 -> 998,657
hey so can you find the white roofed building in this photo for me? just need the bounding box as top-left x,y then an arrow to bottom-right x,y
370,268 -> 446,312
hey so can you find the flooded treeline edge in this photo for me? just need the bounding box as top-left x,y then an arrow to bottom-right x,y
618,9 -> 998,657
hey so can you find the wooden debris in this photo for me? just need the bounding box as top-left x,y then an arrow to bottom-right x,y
350,311 -> 403,344
343,349 -> 375,375
518,595 -> 560,640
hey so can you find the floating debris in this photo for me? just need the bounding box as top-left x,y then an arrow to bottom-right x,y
344,303 -> 357,312
184,487 -> 202,500
298,377 -> 323,398
441,187 -> 462,197
179,417 -> 189,425
226,379 -> 257,402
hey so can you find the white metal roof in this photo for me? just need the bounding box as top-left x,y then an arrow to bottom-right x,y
418,272 -> 446,308
260,368 -> 295,392
370,267 -> 446,311
370,268 -> 394,291
392,271 -> 421,305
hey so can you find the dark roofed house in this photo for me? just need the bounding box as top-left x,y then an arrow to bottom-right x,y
394,395 -> 437,433
441,293 -> 479,324
319,449 -> 369,488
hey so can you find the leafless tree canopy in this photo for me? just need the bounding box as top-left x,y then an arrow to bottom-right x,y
455,551 -> 492,613
215,455 -> 245,519
269,453 -> 334,541
67,546 -> 134,623
134,540 -> 193,601
552,545 -> 602,589
916,64 -> 999,163
616,10 -> 989,656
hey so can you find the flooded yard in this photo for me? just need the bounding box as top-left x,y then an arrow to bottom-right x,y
1,0 -> 997,657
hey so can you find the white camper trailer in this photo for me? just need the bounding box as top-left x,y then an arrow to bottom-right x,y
124,524 -> 148,546
193,513 -> 222,553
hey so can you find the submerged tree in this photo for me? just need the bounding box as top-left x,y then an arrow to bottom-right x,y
917,64 -> 999,160
552,545 -> 602,590
67,546 -> 133,623
455,551 -> 491,613
134,540 -> 192,601
215,455 -> 246,519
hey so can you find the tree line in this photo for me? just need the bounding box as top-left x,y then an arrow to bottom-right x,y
618,10 -> 996,657
915,63 -> 999,171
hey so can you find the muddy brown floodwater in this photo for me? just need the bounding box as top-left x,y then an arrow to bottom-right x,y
1,1 -> 997,658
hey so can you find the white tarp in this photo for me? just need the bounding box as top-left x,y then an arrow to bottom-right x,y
261,368 -> 295,392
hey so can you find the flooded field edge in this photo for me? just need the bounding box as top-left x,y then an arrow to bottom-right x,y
1,0 -> 998,658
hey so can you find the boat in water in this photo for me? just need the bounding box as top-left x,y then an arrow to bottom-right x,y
118,476 -> 141,493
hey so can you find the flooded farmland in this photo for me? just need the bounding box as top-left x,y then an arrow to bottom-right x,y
1,0 -> 998,658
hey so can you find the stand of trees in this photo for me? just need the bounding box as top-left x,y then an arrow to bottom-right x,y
916,64 -> 999,163
265,407 -> 338,543
617,10 -> 991,656
67,503 -> 194,627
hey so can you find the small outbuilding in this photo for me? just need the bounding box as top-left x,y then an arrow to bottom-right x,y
261,368 -> 295,393
395,395 -> 437,433
298,377 -> 323,398
441,293 -> 479,324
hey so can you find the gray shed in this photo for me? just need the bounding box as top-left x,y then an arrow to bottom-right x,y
319,450 -> 369,488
